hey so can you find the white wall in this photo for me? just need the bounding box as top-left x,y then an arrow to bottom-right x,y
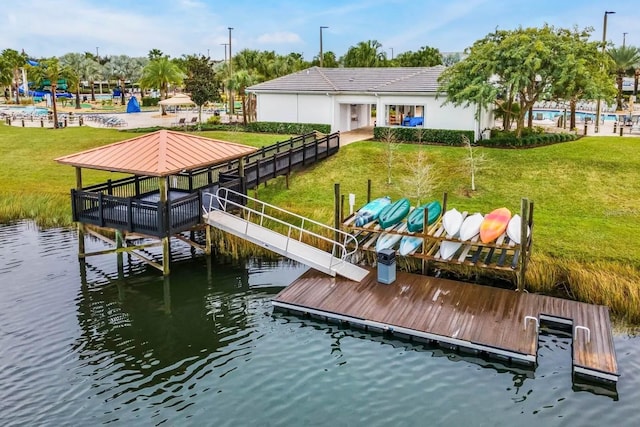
255,93 -> 332,125
255,91 -> 493,139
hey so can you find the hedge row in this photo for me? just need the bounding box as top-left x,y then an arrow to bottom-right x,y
480,132 -> 578,147
245,121 -> 331,134
141,97 -> 160,107
373,126 -> 475,146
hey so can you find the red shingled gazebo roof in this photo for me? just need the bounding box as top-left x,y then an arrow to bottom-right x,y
55,129 -> 257,177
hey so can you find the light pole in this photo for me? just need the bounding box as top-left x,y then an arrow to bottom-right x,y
623,32 -> 628,48
221,43 -> 229,62
319,26 -> 328,67
228,27 -> 234,114
389,47 -> 394,60
96,47 -> 99,58
595,11 -> 615,133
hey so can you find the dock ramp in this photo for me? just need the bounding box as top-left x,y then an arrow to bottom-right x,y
203,188 -> 368,282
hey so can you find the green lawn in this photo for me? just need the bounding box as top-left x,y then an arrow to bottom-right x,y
256,138 -> 640,267
0,125 -> 285,225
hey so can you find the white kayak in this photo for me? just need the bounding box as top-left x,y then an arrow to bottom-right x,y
439,240 -> 462,260
375,233 -> 402,252
399,236 -> 423,256
459,213 -> 484,241
506,214 -> 530,245
442,208 -> 463,237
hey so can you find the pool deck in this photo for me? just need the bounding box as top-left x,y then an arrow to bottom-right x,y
273,268 -> 619,384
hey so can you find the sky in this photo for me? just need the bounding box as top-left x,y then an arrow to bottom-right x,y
2,0 -> 639,61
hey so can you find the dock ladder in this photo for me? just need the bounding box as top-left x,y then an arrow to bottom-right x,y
203,188 -> 369,282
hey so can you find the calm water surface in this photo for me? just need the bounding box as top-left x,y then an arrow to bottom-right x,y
0,221 -> 638,426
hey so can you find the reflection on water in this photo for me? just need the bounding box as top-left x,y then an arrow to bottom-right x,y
0,221 -> 638,426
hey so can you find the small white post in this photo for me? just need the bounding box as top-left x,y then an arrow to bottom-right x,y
349,193 -> 356,215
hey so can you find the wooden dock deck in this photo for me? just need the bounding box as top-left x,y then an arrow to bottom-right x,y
272,268 -> 618,384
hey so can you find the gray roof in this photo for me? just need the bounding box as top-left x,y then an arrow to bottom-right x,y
247,66 -> 446,94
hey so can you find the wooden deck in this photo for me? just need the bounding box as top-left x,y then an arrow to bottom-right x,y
273,268 -> 618,384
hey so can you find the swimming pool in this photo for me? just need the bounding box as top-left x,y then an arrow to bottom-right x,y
528,109 -> 619,122
1,106 -> 49,116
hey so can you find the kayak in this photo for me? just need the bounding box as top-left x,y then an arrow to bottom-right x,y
354,196 -> 391,227
398,236 -> 423,256
459,213 -> 484,241
375,233 -> 403,252
378,198 -> 411,229
480,207 -> 511,243
442,208 -> 463,237
406,200 -> 442,232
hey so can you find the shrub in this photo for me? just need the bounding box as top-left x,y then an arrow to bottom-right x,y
372,126 -> 475,146
141,97 -> 159,107
246,121 -> 331,134
207,115 -> 221,125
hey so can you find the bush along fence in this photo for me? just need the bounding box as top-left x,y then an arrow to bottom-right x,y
373,126 -> 578,148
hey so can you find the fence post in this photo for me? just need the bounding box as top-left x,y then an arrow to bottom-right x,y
367,179 -> 372,203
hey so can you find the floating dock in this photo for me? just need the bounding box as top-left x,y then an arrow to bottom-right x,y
272,268 -> 618,384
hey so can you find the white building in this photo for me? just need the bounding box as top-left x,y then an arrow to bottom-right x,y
247,66 -> 493,141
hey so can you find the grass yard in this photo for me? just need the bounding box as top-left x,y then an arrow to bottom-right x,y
0,125 -> 285,225
1,124 -> 639,323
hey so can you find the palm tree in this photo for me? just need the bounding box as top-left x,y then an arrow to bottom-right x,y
60,53 -> 86,109
0,56 -> 13,96
139,57 -> 184,100
608,46 -> 640,111
228,70 -> 257,125
81,56 -> 102,102
33,58 -> 66,128
341,40 -> 387,67
106,55 -> 145,105
1,49 -> 26,103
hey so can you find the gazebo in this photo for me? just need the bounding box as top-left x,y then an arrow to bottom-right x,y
55,129 -> 256,275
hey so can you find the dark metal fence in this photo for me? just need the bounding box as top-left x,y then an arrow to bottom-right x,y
71,132 -> 339,237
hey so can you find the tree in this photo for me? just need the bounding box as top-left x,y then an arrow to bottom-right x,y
394,46 -> 442,67
81,55 -> 102,102
106,55 -> 146,105
148,49 -> 165,60
378,127 -> 399,185
341,40 -> 387,67
608,46 -> 640,111
439,25 -> 612,137
461,135 -> 487,192
442,52 -> 462,67
33,58 -> 66,128
311,51 -> 339,68
183,55 -> 221,125
139,56 -> 184,101
60,53 -> 86,109
228,69 -> 258,125
550,29 -> 615,129
1,49 -> 26,104
401,149 -> 439,205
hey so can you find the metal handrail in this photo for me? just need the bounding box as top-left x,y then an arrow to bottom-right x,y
204,188 -> 359,268
523,315 -> 539,330
575,325 -> 591,343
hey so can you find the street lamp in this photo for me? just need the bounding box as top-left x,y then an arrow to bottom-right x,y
595,11 -> 615,133
319,26 -> 328,67
623,32 -> 628,48
389,47 -> 394,60
221,43 -> 229,62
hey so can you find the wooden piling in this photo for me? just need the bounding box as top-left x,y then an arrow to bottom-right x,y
517,198 -> 530,291
334,183 -> 341,242
205,224 -> 212,255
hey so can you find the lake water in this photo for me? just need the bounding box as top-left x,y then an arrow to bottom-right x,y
1,221 -> 639,426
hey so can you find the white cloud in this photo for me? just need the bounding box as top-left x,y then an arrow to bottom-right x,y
257,32 -> 302,44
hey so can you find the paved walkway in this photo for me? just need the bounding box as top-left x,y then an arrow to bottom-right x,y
340,126 -> 374,145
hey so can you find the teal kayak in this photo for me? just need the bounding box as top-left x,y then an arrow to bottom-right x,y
406,200 -> 442,233
354,196 -> 391,227
378,197 -> 411,229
